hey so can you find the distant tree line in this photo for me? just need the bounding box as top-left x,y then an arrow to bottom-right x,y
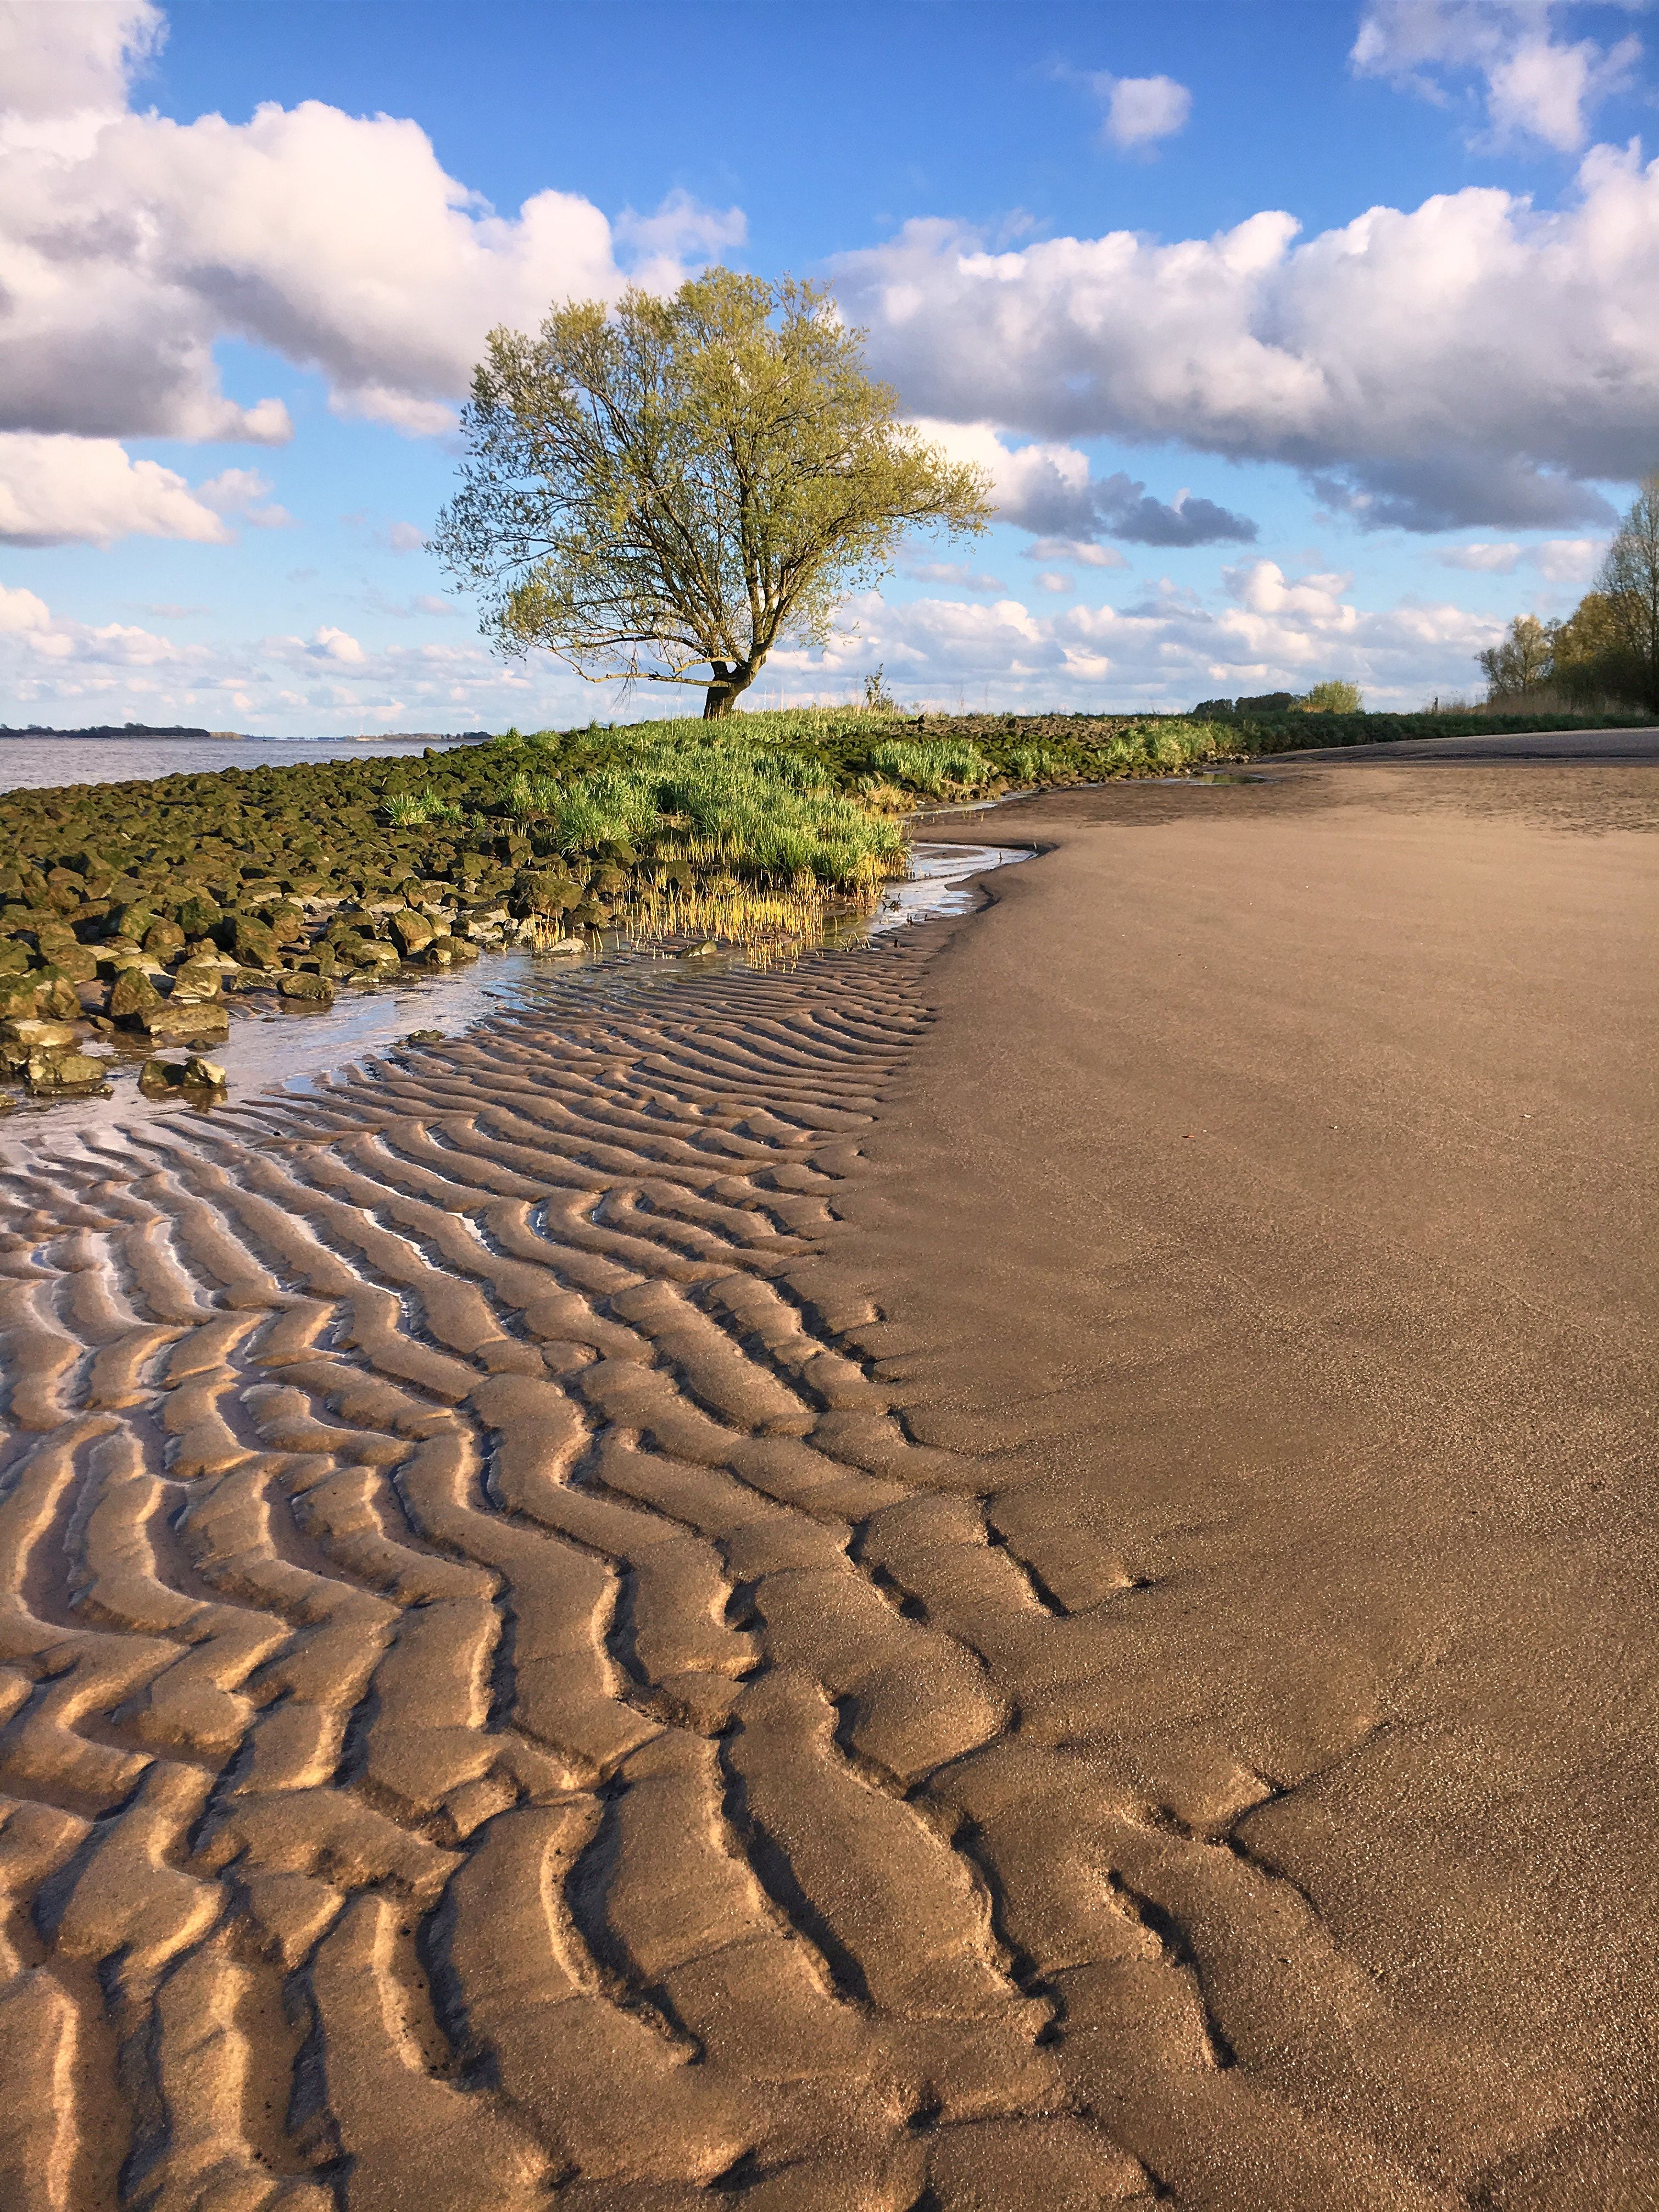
1192,679 -> 1362,718
1481,471 -> 1659,711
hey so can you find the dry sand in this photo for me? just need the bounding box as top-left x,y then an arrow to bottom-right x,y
0,757 -> 1651,2209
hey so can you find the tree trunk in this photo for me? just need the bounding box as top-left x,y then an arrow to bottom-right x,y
703,660 -> 754,719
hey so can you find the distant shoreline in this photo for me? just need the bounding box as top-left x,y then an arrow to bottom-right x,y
0,727 -> 497,744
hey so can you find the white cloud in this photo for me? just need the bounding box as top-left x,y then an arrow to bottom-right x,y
0,432 -> 232,544
305,626 -> 367,666
1034,571 -> 1074,593
766,566 -> 1503,712
1352,1 -> 1643,153
836,142 -> 1659,530
1094,72 -> 1193,152
378,521 -> 428,554
915,419 -> 1256,546
196,466 -> 293,529
1023,536 -> 1129,569
1438,540 -> 1522,570
0,0 -> 162,125
1529,534 -> 1604,580
0,18 -> 742,451
903,558 -> 1009,594
0,580 -> 50,632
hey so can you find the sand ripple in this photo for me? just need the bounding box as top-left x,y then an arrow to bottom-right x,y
0,944 -> 1155,2210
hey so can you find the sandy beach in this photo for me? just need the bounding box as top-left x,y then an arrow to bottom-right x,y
0,753 -> 1652,2209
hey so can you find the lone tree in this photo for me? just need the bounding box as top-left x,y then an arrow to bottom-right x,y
435,269 -> 993,718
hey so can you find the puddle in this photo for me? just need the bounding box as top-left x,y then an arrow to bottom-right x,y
1,841 -> 1030,1133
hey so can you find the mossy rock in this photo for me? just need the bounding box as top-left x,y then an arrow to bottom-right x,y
27,1052 -> 109,1096
278,971 -> 333,1007
225,914 -> 282,968
172,959 -> 223,998
110,967 -> 164,1021
0,942 -> 31,976
176,893 -> 222,937
138,1001 -> 231,1043
0,977 -> 40,1021
388,910 -> 435,956
40,943 -> 98,983
34,974 -> 85,1021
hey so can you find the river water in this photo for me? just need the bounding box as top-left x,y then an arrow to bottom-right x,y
0,734 -> 491,793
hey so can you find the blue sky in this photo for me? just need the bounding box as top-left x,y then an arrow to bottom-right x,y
2,0 -> 1656,730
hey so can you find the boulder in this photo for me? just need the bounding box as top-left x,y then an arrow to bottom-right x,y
171,959 -> 223,998
137,1001 -> 231,1044
27,1052 -> 109,1096
266,903 -> 305,945
1,1018 -> 77,1050
226,914 -> 282,969
0,941 -> 31,975
388,909 -> 435,957
176,893 -> 222,937
277,971 -> 333,1007
352,938 -> 400,970
0,978 -> 40,1021
184,1055 -> 227,1089
142,919 -> 186,957
109,967 -> 164,1022
35,976 -> 83,1021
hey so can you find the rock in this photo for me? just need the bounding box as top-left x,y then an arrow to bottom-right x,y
278,971 -> 334,1007
43,942 -> 98,982
0,1018 -> 76,1049
139,1059 -> 186,1097
35,976 -> 83,1021
0,941 -> 31,975
142,919 -> 186,957
176,893 -> 222,937
138,1002 -> 231,1044
388,909 -> 435,957
266,903 -> 305,944
405,1029 -> 444,1044
183,1055 -> 227,1088
27,1052 -> 109,1096
108,903 -> 158,941
678,940 -> 721,959
226,914 -> 282,968
421,940 -> 456,967
109,967 -> 164,1021
0,977 -> 40,1020
171,959 -> 223,998
352,939 -> 400,969
446,935 -> 480,963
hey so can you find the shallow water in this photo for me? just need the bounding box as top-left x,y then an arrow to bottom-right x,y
0,732 -> 490,793
1,841 -> 1031,1136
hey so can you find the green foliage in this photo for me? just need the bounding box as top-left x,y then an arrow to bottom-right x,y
1477,615 -> 1552,698
1300,679 -> 1363,714
435,268 -> 993,718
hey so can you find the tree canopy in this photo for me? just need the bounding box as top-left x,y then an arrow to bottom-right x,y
434,269 -> 993,718
1478,470 -> 1659,710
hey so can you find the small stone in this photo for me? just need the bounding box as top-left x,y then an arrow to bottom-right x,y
139,1059 -> 187,1096
183,1055 -> 227,1089
678,940 -> 721,959
405,1029 -> 444,1044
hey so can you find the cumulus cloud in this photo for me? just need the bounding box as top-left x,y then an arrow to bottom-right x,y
1022,536 -> 1129,569
915,419 -> 1257,547
763,564 -> 1504,712
196,467 -> 293,528
378,521 -> 428,554
1094,72 -> 1193,152
1352,1 -> 1643,153
1436,540 -> 1523,570
836,142 -> 1659,530
0,8 -> 742,460
0,0 -> 162,126
0,432 -> 234,545
903,558 -> 1010,594
1033,571 -> 1074,593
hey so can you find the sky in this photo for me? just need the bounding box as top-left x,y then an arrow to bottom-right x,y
2,0 -> 1658,732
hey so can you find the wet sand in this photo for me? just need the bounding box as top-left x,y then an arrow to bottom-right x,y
812,760 -> 1659,2206
0,759 -> 1651,2209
